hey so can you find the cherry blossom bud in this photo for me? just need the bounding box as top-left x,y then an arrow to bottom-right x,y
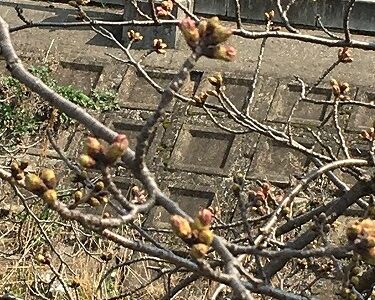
156,6 -> 169,17
88,197 -> 101,207
211,24 -> 233,45
105,134 -> 128,164
179,17 -> 200,47
212,45 -> 236,61
198,208 -> 213,227
170,215 -> 192,239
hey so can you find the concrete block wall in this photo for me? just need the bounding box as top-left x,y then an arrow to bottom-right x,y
90,0 -> 375,46
91,0 -> 124,5
194,0 -> 375,33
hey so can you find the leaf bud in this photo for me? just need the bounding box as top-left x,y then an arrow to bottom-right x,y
232,183 -> 241,196
19,160 -> 29,170
329,78 -> 338,86
351,266 -> 361,276
10,161 -> 21,176
350,276 -> 360,286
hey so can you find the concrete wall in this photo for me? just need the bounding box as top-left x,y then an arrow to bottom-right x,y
90,0 -> 375,35
91,0 -> 124,5
194,0 -> 375,33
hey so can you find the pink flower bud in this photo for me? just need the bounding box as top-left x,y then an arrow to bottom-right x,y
105,134 -> 129,164
198,208 -> 213,227
179,17 -> 200,47
225,46 -> 236,59
170,215 -> 192,239
180,17 -> 196,31
211,45 -> 236,61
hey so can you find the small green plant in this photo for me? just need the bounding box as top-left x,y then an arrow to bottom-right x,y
0,64 -> 119,146
0,102 -> 40,140
55,85 -> 119,124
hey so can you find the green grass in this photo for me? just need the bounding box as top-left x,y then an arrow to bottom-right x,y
0,65 -> 119,146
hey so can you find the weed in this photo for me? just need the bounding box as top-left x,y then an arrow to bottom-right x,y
0,64 -> 119,146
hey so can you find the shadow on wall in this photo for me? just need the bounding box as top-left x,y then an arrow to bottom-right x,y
2,1 -> 123,47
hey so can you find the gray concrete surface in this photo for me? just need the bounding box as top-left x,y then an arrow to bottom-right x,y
195,0 -> 375,33
2,0 -> 375,86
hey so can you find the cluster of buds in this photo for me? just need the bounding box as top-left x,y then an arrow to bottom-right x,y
79,135 -> 128,169
192,91 -> 209,107
153,38 -> 167,54
10,160 -> 28,181
338,47 -> 353,64
170,208 -> 214,259
340,266 -> 363,300
330,78 -> 350,100
346,219 -> 375,265
264,10 -> 281,31
247,182 -> 271,215
311,212 -> 330,233
155,0 -> 173,17
23,168 -> 58,206
360,120 -> 375,142
128,30 -> 143,42
207,72 -> 224,96
73,181 -> 108,208
179,17 -> 236,61
208,73 -> 223,88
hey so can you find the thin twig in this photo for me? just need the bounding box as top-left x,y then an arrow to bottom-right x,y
343,0 -> 356,43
